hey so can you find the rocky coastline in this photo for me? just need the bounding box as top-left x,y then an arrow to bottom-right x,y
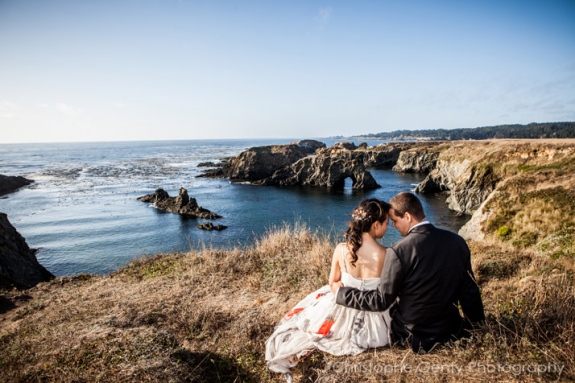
200,138 -> 575,245
198,139 -> 436,190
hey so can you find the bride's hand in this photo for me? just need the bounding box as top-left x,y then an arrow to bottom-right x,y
330,281 -> 344,294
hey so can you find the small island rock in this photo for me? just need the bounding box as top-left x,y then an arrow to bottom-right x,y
196,222 -> 228,231
138,188 -> 222,219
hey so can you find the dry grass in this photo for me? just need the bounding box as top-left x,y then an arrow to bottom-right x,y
2,139 -> 575,382
1,222 -> 574,383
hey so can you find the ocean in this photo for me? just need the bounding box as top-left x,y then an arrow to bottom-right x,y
0,139 -> 469,277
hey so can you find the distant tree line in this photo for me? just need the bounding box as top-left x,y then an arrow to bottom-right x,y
358,122 -> 575,140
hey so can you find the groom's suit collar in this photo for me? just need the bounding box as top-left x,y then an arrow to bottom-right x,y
407,221 -> 431,234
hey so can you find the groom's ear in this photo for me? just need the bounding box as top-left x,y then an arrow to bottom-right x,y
404,212 -> 413,223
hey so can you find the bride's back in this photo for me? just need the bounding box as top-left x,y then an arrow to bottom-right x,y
339,236 -> 386,280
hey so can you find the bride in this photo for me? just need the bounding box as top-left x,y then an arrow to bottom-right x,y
265,199 -> 392,382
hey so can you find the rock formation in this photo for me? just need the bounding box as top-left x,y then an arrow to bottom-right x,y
332,142 -> 357,151
358,142 -> 436,168
0,213 -> 54,289
416,158 -> 499,214
199,140 -> 380,190
198,140 -> 326,180
256,145 -> 380,189
210,140 -> 327,181
0,175 -> 33,196
293,139 -> 326,154
196,222 -> 228,231
138,188 -> 222,219
197,161 -> 221,168
392,148 -> 441,173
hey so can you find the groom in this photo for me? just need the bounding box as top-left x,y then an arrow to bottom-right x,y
335,192 -> 485,353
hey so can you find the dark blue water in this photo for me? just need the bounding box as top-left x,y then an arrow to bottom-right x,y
0,139 -> 468,277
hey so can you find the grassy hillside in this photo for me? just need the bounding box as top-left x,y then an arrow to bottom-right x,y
1,220 -> 574,382
442,140 -> 575,256
2,139 -> 575,382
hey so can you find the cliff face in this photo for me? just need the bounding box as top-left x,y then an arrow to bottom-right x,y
392,148 -> 441,173
414,158 -> 499,214
356,142 -> 438,168
228,144 -> 309,181
198,141 -> 324,180
0,213 -> 54,289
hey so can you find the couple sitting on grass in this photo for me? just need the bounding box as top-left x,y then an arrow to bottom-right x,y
266,192 -> 485,382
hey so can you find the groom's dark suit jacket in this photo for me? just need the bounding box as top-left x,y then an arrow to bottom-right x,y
336,223 -> 485,352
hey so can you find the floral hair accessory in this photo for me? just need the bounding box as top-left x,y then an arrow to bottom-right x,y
352,208 -> 368,221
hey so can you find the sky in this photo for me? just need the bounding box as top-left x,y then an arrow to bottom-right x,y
1,0 -> 574,143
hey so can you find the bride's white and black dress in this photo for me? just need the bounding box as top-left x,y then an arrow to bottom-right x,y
265,247 -> 391,378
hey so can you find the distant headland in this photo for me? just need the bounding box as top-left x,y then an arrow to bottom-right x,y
331,121 -> 575,141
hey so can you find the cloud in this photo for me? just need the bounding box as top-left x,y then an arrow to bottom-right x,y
0,101 -> 20,118
56,103 -> 84,116
316,7 -> 333,30
113,102 -> 127,108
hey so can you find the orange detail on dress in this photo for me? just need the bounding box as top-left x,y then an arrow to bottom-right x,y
316,319 -> 335,336
284,307 -> 304,320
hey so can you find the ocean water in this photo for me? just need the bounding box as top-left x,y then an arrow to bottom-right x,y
0,139 -> 469,277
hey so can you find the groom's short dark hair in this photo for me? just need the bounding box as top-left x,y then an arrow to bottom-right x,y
390,192 -> 425,221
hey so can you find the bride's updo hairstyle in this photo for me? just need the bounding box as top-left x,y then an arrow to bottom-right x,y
344,199 -> 390,267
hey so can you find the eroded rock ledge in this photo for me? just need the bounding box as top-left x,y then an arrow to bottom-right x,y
0,213 -> 54,289
138,188 -> 222,220
0,175 -> 34,196
198,140 -> 430,190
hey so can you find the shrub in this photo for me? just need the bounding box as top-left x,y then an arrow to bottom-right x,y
497,226 -> 511,238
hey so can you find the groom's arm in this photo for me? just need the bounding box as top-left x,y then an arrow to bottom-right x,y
335,248 -> 404,312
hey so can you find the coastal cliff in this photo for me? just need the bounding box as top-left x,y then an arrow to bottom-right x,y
393,140 -> 575,254
0,213 -> 54,289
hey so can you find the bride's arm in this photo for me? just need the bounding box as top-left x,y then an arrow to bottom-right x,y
328,244 -> 344,293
